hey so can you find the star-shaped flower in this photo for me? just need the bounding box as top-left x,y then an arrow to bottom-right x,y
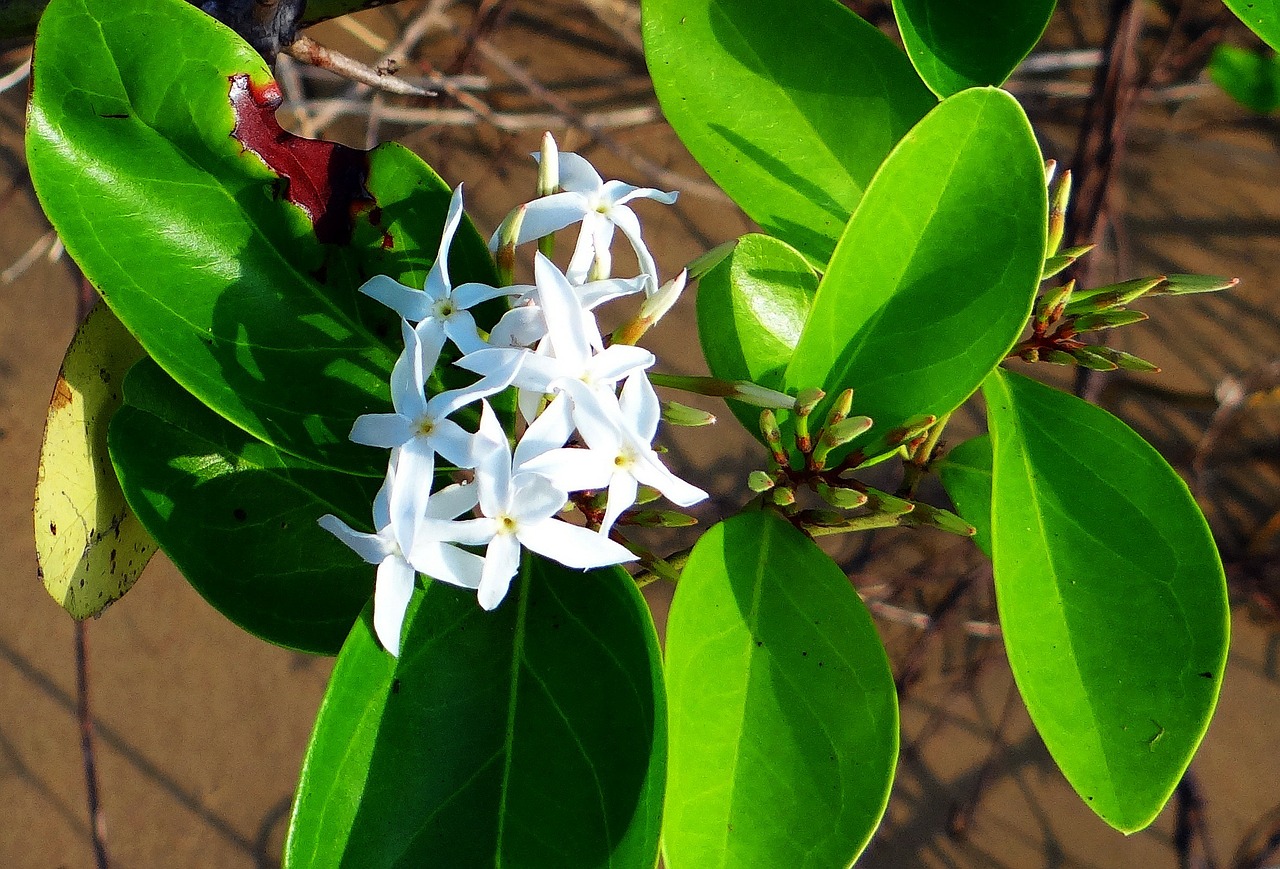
436,402 -> 637,610
360,184 -> 513,353
318,466 -> 485,656
488,148 -> 676,290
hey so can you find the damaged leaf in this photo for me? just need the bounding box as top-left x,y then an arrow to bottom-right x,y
35,302 -> 157,619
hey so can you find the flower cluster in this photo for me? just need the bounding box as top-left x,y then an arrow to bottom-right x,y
320,137 -> 707,656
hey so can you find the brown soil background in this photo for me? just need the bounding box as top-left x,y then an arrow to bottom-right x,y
1,1 -> 1278,867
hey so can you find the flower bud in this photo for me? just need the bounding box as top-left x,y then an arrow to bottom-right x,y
863,486 -> 914,516
1064,276 -> 1164,315
614,270 -> 689,345
771,486 -> 796,507
536,132 -> 560,197
1035,280 -> 1075,327
626,509 -> 698,528
816,480 -> 868,510
1047,168 -> 1072,256
1071,309 -> 1148,332
493,204 -> 528,287
1072,345 -> 1118,371
903,502 -> 976,537
1149,274 -> 1239,296
747,470 -> 775,492
661,399 -> 716,427
733,382 -> 797,410
822,388 -> 854,431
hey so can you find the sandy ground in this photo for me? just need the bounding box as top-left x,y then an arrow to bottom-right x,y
2,3 -> 1279,867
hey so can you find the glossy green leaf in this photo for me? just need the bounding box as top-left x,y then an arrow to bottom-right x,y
983,369 -> 1228,832
643,0 -> 935,264
786,88 -> 1046,456
664,511 -> 897,868
1223,0 -> 1280,52
286,555 -> 665,868
27,0 -> 496,475
696,234 -> 818,436
109,358 -> 379,654
892,0 -> 1056,96
936,434 -> 993,557
1208,44 -> 1280,113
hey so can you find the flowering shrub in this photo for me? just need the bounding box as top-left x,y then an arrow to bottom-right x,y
26,0 -> 1271,864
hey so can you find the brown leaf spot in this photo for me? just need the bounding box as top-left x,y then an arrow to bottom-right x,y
228,74 -> 375,245
50,376 -> 74,411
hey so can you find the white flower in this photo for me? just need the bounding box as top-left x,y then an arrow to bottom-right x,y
521,375 -> 707,534
488,274 -> 647,349
350,319 -> 518,533
360,184 -> 513,353
459,254 -> 654,423
438,402 -> 637,611
318,466 -> 485,656
488,147 -> 676,290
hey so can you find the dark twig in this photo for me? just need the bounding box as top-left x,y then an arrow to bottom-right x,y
1175,769 -> 1220,869
75,622 -> 108,869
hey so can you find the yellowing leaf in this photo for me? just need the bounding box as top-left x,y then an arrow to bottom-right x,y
35,301 -> 156,618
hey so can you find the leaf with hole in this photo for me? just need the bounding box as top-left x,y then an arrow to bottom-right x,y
27,0 -> 496,475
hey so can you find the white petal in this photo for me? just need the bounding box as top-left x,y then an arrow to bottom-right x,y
411,541 -> 485,590
489,306 -> 547,348
509,472 -> 570,524
586,344 -> 655,386
359,275 -> 430,322
427,417 -> 477,470
424,481 -> 480,520
442,310 -> 486,356
388,437 -> 435,552
556,152 -> 605,194
505,192 -> 590,247
620,373 -> 661,443
318,514 -> 392,565
373,557 -> 416,656
513,392 -> 575,467
473,401 -> 512,516
452,281 -> 517,309
606,180 -> 678,208
423,184 -> 467,298
372,464 -> 394,530
565,217 -> 598,284
478,535 -> 522,610
430,516 -> 498,547
350,413 -> 413,449
633,453 -> 708,507
610,205 -> 661,291
519,519 -> 637,569
578,276 -> 647,310
534,254 -> 592,365
521,447 -> 613,494
453,346 -> 528,382
599,472 -> 638,536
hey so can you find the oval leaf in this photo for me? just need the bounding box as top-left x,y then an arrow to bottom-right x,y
27,0 -> 495,474
1223,0 -> 1280,52
285,555 -> 665,868
643,0 -> 935,264
664,511 -> 897,868
696,233 -> 817,436
785,88 -> 1046,452
892,0 -> 1056,96
983,369 -> 1228,832
109,358 -> 379,654
35,302 -> 157,618
936,433 -> 994,557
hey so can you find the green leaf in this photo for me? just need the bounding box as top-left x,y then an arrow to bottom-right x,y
35,302 -> 157,618
27,0 -> 496,475
109,358 -> 379,654
1209,44 -> 1280,113
892,0 -> 1056,96
696,234 -> 818,436
285,556 -> 665,868
1223,0 -> 1280,52
785,88 -> 1046,456
664,511 -> 897,868
642,0 -> 935,264
983,369 -> 1228,832
936,434 -> 993,557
